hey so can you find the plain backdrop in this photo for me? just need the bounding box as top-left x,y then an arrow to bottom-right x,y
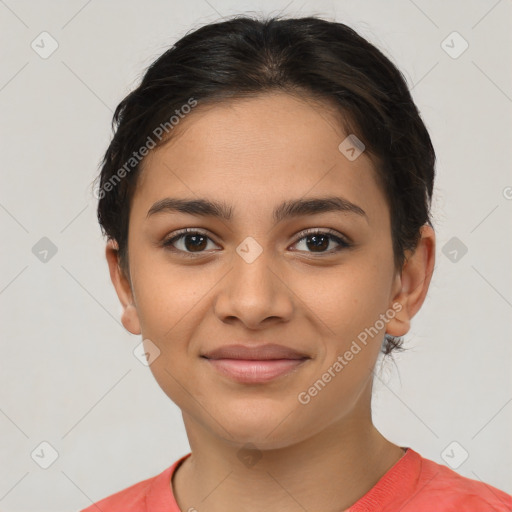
1,1 -> 511,510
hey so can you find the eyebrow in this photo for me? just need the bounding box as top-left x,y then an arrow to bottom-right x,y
146,196 -> 367,224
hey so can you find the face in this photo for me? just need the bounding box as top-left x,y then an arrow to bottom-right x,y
110,92 -> 413,449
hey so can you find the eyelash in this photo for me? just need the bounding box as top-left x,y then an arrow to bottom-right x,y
161,227 -> 351,257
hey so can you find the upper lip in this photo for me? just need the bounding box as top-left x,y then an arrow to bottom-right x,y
201,343 -> 309,360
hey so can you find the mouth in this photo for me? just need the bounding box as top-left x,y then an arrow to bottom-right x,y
201,357 -> 310,384
200,343 -> 311,384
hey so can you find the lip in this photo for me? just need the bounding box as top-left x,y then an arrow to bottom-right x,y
201,343 -> 310,384
204,358 -> 309,383
201,343 -> 309,360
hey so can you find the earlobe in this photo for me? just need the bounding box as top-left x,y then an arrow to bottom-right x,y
385,225 -> 436,338
105,239 -> 141,335
120,304 -> 141,335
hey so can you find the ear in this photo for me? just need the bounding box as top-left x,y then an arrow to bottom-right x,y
386,224 -> 436,337
105,239 -> 141,335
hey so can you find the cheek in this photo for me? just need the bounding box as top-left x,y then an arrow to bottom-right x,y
131,257 -> 206,337
296,261 -> 390,342
133,268 -> 206,408
293,269 -> 388,419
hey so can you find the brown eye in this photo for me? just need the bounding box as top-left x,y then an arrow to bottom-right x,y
291,229 -> 350,254
181,233 -> 208,252
162,229 -> 219,255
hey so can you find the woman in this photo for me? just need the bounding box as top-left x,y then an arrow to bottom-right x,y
85,14 -> 511,511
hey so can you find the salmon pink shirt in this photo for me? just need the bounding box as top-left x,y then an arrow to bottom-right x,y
80,447 -> 512,511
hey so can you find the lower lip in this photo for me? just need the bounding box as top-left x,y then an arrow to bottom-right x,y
204,358 -> 308,383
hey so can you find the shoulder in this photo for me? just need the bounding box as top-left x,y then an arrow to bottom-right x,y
402,451 -> 512,512
79,467 -> 170,512
79,453 -> 190,512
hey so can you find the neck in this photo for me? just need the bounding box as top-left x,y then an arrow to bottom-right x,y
172,410 -> 404,512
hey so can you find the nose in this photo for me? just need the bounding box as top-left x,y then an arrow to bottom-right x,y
213,244 -> 294,329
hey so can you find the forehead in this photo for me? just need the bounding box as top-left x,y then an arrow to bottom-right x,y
133,92 -> 388,225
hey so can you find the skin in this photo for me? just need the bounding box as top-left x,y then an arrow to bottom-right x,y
106,91 -> 435,511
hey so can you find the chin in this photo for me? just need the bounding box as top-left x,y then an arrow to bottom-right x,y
212,407 -> 311,450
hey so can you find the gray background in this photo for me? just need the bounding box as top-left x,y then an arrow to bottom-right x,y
1,0 -> 511,510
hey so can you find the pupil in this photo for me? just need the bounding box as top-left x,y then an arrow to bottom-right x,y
307,234 -> 328,252
185,234 -> 207,252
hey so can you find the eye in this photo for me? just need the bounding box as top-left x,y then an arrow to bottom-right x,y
290,228 -> 351,254
162,227 -> 351,257
162,228 -> 219,256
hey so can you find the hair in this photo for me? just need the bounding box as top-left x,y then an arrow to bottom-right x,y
93,14 -> 436,356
